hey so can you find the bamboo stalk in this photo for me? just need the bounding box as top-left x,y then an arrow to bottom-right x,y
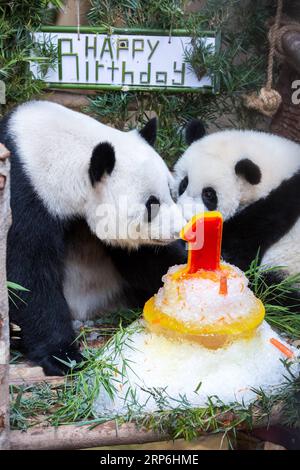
0,143 -> 11,450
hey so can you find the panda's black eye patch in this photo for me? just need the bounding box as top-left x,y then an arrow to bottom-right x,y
235,158 -> 261,185
202,187 -> 217,211
145,195 -> 160,223
178,176 -> 188,196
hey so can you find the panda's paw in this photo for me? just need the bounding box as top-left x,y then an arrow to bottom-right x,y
38,347 -> 83,376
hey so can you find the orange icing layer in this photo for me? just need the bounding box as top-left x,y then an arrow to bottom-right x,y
144,295 -> 265,338
171,263 -> 235,282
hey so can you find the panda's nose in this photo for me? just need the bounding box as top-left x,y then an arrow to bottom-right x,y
177,195 -> 205,223
152,202 -> 187,242
182,206 -> 196,223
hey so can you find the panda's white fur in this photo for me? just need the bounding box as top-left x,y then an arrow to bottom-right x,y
261,219 -> 300,275
9,101 -> 185,246
174,128 -> 300,275
175,129 -> 300,220
63,223 -> 126,320
8,101 -> 187,321
3,101 -> 186,375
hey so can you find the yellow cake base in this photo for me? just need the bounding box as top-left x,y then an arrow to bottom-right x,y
143,296 -> 265,349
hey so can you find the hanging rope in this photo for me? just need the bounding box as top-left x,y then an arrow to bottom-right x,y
76,0 -> 81,41
244,0 -> 283,117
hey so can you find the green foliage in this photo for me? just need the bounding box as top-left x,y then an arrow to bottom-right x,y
7,281 -> 29,292
4,0 -> 298,445
133,394 -> 251,447
9,328 -> 300,443
10,383 -> 56,430
11,361 -> 299,445
9,253 -> 300,440
88,0 -> 189,30
87,0 -> 275,166
0,1 -> 62,115
1,1 -> 276,164
87,92 -> 137,129
50,322 -> 142,426
9,267 -> 300,438
10,320 -> 142,429
7,280 -> 29,308
246,255 -> 300,338
185,35 -> 265,95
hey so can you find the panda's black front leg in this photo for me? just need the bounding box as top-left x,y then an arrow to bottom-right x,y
108,240 -> 187,307
9,271 -> 82,376
8,261 -> 82,375
24,291 -> 82,376
7,218 -> 82,376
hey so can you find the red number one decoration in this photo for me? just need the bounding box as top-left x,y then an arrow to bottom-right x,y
180,211 -> 223,273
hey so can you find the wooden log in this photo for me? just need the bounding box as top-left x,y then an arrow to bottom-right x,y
0,143 -> 11,450
9,421 -> 167,450
9,364 -> 65,387
9,402 -> 283,450
9,334 -> 107,386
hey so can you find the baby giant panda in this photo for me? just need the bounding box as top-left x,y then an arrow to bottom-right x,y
174,120 -> 300,287
1,101 -> 186,375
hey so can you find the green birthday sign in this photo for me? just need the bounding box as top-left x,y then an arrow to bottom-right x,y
31,27 -> 220,93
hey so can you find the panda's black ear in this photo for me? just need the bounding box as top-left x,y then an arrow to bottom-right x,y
139,118 -> 157,147
89,142 -> 116,185
235,158 -> 261,185
185,119 -> 206,145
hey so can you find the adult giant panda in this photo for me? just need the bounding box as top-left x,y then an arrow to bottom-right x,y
173,120 -> 300,289
0,101 -> 186,375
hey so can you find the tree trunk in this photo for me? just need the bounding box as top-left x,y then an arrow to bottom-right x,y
270,28 -> 300,142
270,63 -> 300,143
0,144 -> 11,450
56,0 -> 90,26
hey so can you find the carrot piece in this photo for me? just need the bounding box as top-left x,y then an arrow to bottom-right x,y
219,273 -> 228,296
270,338 -> 295,359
